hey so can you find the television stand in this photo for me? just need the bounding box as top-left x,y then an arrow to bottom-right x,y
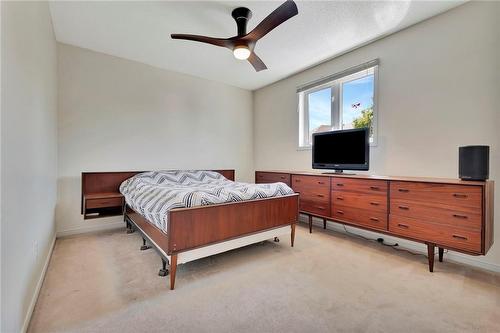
255,170 -> 494,273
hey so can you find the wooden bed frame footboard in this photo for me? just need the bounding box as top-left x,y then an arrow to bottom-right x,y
125,193 -> 299,290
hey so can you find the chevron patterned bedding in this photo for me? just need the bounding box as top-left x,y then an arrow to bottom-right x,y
120,170 -> 294,232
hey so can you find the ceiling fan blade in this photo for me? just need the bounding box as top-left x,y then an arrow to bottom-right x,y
246,0 -> 298,41
170,34 -> 233,48
248,52 -> 267,72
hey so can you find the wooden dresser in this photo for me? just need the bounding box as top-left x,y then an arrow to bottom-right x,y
256,171 -> 494,271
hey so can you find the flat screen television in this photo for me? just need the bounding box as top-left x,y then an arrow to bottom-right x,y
312,128 -> 369,172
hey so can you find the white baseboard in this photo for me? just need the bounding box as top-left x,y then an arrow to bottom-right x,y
301,215 -> 500,273
22,235 -> 56,333
56,221 -> 125,238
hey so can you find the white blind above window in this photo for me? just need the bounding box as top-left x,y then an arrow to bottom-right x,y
296,59 -> 379,93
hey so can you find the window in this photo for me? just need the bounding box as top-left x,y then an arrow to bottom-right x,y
307,87 -> 332,138
298,61 -> 378,148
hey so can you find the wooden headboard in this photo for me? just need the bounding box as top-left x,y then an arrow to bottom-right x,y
81,169 -> 235,214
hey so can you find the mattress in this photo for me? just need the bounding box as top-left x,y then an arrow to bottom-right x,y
120,170 -> 294,232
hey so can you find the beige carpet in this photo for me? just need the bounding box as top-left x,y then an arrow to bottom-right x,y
29,224 -> 500,333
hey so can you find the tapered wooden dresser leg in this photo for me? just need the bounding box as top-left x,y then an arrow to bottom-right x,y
323,218 -> 326,229
291,223 -> 296,247
438,247 -> 444,262
308,215 -> 313,233
427,243 -> 435,272
170,254 -> 178,290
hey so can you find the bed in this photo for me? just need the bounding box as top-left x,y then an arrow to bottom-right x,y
120,170 -> 299,290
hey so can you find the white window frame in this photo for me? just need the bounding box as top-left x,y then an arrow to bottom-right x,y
297,62 -> 379,149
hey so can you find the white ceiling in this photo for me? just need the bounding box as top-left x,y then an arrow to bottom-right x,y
49,1 -> 464,90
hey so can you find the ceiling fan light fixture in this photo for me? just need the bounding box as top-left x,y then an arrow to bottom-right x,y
233,46 -> 251,60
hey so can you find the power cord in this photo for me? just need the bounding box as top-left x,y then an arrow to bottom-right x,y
341,225 -> 446,257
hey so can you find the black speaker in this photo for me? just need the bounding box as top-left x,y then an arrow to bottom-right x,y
459,145 -> 489,181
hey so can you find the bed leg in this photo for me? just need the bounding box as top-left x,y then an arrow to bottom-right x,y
170,254 -> 178,290
126,224 -> 135,234
291,223 -> 296,247
140,238 -> 151,251
159,258 -> 169,277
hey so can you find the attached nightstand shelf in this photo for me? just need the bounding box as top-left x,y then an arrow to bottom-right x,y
83,192 -> 124,219
81,171 -> 139,220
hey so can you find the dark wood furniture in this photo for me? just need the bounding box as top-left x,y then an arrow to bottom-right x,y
81,170 -> 235,219
82,170 -> 299,289
256,170 -> 494,272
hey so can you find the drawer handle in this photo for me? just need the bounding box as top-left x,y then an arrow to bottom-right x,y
397,223 -> 409,229
370,186 -> 380,190
453,193 -> 468,198
453,214 -> 468,219
295,179 -> 301,182
336,210 -> 344,215
316,206 -> 326,210
370,202 -> 380,206
336,183 -> 344,187
280,176 -> 286,179
398,188 -> 409,193
317,194 -> 325,198
336,197 -> 344,201
318,181 -> 325,185
452,234 -> 468,241
369,217 -> 379,222
398,205 -> 410,210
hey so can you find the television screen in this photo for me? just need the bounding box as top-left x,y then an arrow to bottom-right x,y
312,128 -> 369,171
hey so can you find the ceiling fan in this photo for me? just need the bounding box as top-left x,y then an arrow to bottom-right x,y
171,0 -> 299,72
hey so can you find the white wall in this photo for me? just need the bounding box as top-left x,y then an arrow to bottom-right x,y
254,2 -> 500,268
1,1 -> 58,332
57,43 -> 253,235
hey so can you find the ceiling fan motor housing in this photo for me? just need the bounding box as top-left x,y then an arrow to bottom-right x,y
231,7 -> 252,36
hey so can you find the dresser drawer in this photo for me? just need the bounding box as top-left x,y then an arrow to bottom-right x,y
299,200 -> 330,217
255,172 -> 291,185
332,191 -> 387,213
390,182 -> 482,210
333,205 -> 387,231
297,187 -> 330,204
389,215 -> 481,253
332,177 -> 388,195
86,197 -> 123,209
292,175 -> 329,190
391,199 -> 481,230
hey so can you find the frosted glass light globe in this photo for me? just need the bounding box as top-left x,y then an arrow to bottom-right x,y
233,46 -> 251,60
